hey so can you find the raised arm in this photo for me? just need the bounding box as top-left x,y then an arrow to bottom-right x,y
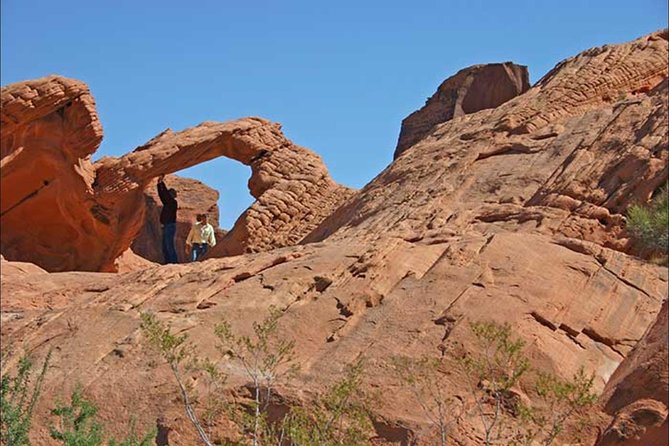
157,175 -> 175,205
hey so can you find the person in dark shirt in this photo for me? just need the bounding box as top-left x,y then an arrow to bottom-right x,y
157,174 -> 178,264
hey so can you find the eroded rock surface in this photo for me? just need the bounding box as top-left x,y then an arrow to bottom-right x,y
596,300 -> 668,445
394,62 -> 530,158
1,30 -> 668,445
1,76 -> 104,272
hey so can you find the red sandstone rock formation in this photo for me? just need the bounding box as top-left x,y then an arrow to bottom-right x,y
394,62 -> 530,158
1,30 -> 667,446
0,81 -> 352,271
596,300 -> 668,445
1,76 -> 104,272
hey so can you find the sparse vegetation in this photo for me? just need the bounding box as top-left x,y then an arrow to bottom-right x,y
627,183 -> 668,264
1,351 -> 51,446
461,321 -> 530,446
141,308 -> 375,446
49,386 -> 156,446
394,321 -> 597,446
214,306 -> 299,446
140,312 -> 214,445
281,357 -> 371,446
391,355 -> 460,446
49,386 -> 104,446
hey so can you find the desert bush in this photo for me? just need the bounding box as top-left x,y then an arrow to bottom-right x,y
281,357 -> 371,446
530,368 -> 596,445
49,386 -> 156,446
140,312 -> 214,445
0,351 -> 51,446
627,183 -> 668,261
49,386 -> 104,446
394,321 -> 596,445
462,321 -> 530,446
142,307 -> 376,446
214,306 -> 299,446
391,355 -> 460,446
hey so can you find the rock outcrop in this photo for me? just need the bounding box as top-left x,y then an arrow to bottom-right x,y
1,30 -> 667,446
131,175 -> 226,264
0,80 -> 353,271
1,76 -> 104,272
596,300 -> 668,445
394,62 -> 530,158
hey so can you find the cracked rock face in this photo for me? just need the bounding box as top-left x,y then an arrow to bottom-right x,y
0,81 -> 353,271
596,300 -> 669,445
1,30 -> 668,445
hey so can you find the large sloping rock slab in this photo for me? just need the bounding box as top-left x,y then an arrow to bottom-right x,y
0,79 -> 353,271
394,62 -> 530,158
307,30 -> 668,257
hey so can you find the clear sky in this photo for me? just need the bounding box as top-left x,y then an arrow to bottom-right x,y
2,1 -> 667,228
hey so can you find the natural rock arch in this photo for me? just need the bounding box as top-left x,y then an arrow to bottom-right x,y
1,76 -> 354,272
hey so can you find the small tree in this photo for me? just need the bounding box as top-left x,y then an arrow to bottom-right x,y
461,321 -> 530,446
455,321 -> 596,446
627,183 -> 668,263
49,386 -> 104,446
140,312 -> 214,446
0,351 -> 51,446
214,306 -> 298,446
529,368 -> 597,445
282,357 -> 372,446
390,355 -> 460,446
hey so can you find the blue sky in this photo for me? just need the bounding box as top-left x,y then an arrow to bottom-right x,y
2,1 -> 667,228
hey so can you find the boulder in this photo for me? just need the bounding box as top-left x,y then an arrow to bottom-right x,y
596,300 -> 668,445
394,62 -> 530,158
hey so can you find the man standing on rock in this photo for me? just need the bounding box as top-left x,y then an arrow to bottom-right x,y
157,174 -> 178,264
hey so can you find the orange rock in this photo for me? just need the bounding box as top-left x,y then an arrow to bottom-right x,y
394,62 -> 530,158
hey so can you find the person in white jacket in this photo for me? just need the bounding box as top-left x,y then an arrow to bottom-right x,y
186,213 -> 217,261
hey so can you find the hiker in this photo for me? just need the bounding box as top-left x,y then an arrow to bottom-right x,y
186,213 -> 217,261
157,174 -> 178,264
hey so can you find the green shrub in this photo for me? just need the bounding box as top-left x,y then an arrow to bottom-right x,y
627,184 -> 668,258
0,351 -> 51,446
49,386 -> 156,446
282,357 -> 371,446
49,386 -> 104,446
